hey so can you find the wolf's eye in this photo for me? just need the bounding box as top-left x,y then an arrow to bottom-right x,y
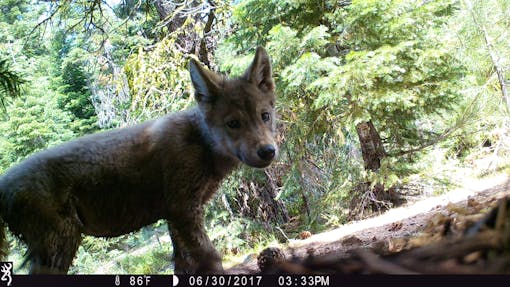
226,119 -> 241,129
261,112 -> 271,122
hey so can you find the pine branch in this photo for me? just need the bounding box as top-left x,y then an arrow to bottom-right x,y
465,0 -> 510,114
389,127 -> 456,157
0,59 -> 25,114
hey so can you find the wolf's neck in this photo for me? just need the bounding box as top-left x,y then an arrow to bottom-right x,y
191,108 -> 240,178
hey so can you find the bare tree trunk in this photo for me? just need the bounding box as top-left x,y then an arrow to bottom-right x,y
198,4 -> 215,68
91,40 -> 130,127
355,121 -> 386,172
480,25 -> 510,114
349,121 -> 392,219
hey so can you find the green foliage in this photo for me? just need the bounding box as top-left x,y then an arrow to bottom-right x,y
0,58 -> 24,115
0,82 -> 75,172
116,245 -> 173,274
55,49 -> 98,135
205,195 -> 280,259
312,41 -> 463,151
218,0 -> 468,227
1,0 -> 509,274
123,38 -> 194,122
440,0 -> 510,168
230,0 -> 330,47
70,224 -> 172,274
6,233 -> 29,273
312,0 -> 463,155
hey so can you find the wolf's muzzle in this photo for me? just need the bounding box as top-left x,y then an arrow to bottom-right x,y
257,144 -> 276,161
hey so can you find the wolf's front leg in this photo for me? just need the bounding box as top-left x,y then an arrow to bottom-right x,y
167,208 -> 223,274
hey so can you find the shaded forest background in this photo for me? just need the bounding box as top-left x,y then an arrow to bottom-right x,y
0,0 -> 509,273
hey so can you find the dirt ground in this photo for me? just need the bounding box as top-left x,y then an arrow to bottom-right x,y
226,173 -> 510,274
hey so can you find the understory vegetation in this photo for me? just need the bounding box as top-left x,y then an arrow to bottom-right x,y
0,0 -> 509,273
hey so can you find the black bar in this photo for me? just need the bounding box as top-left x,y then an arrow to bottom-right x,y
4,274 -> 510,287
10,275 -> 171,287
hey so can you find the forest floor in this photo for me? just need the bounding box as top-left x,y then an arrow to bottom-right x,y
226,172 -> 510,274
87,169 -> 510,274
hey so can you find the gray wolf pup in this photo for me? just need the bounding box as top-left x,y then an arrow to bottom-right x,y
0,47 -> 277,274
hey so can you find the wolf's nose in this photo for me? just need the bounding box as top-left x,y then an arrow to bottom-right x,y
257,145 -> 276,161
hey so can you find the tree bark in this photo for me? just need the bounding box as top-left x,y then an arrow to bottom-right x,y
350,120 -> 391,218
355,121 -> 386,172
198,5 -> 215,68
233,173 -> 290,231
153,0 -> 215,66
153,0 -> 189,34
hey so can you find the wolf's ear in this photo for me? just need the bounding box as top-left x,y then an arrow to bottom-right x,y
189,59 -> 221,103
244,47 -> 275,92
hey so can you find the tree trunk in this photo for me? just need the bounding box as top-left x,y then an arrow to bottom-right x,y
231,170 -> 290,234
153,0 -> 190,34
153,0 -> 215,66
355,121 -> 386,172
349,121 -> 394,219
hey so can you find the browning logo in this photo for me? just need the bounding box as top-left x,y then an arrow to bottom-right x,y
0,262 -> 12,287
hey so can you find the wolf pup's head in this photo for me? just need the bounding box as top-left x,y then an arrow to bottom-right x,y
189,47 -> 277,168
